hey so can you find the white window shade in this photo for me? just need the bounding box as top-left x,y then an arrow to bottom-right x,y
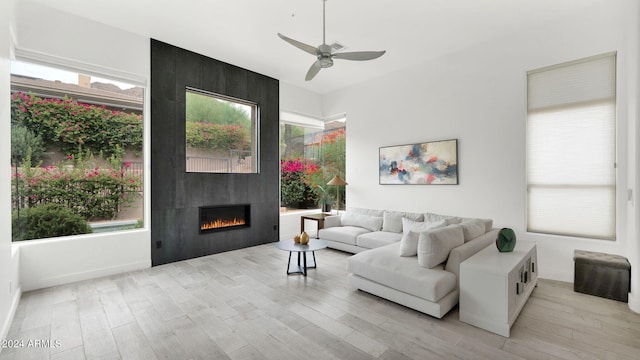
526,53 -> 616,240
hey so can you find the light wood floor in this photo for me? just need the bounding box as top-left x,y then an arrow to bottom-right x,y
2,243 -> 639,360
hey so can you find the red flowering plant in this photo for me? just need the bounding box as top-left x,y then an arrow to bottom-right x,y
305,128 -> 346,207
11,92 -> 142,158
12,151 -> 141,221
280,158 -> 321,208
185,121 -> 250,151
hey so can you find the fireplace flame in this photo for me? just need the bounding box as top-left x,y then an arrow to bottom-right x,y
201,217 -> 246,231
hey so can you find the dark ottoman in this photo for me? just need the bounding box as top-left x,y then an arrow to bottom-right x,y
574,250 -> 630,302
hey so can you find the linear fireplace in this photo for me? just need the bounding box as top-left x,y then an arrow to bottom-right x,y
199,204 -> 250,233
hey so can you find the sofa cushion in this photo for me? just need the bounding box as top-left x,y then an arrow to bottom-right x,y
347,207 -> 385,217
458,217 -> 493,233
341,212 -> 383,232
356,231 -> 402,249
318,226 -> 370,246
426,213 -> 494,233
399,218 -> 447,257
417,225 -> 465,268
383,211 -> 424,233
460,219 -> 486,242
347,242 -> 457,303
481,219 -> 493,233
425,212 -> 462,224
382,211 -> 404,233
403,211 -> 424,222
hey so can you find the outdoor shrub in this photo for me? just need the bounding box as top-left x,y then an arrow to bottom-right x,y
11,124 -> 47,165
11,91 -> 142,158
186,91 -> 251,128
185,121 -> 249,151
12,204 -> 93,241
280,158 -> 319,208
12,154 -> 141,221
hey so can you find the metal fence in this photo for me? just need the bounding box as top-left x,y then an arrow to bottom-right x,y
121,161 -> 144,192
187,150 -> 253,173
186,156 -> 232,172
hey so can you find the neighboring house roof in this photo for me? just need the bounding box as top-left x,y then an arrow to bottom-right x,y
10,75 -> 144,113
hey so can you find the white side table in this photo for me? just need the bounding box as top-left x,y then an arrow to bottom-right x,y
459,241 -> 537,337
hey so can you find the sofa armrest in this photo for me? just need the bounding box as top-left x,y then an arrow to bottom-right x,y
446,228 -> 499,287
323,215 -> 341,228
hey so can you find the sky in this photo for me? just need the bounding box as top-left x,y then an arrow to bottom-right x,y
11,60 -> 137,89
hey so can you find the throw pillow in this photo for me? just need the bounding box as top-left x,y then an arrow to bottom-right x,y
399,218 -> 446,256
424,212 -> 462,225
445,217 -> 463,225
417,225 -> 464,268
403,212 -> 424,222
382,211 -> 404,233
460,219 -> 486,242
460,217 -> 494,232
340,212 -> 383,232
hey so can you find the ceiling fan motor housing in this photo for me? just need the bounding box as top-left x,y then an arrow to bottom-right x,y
317,44 -> 334,68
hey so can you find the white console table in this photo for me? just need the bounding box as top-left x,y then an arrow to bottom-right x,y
459,241 -> 537,337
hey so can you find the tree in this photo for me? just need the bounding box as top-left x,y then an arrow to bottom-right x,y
186,91 -> 251,129
11,124 -> 46,165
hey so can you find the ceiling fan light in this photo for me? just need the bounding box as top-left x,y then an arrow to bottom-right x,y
278,0 -> 385,81
320,58 -> 333,68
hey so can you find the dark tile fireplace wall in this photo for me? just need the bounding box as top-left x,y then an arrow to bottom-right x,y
151,39 -> 280,266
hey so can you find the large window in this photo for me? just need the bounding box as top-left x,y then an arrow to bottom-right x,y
280,112 -> 346,211
10,60 -> 144,241
185,88 -> 258,173
526,53 -> 616,240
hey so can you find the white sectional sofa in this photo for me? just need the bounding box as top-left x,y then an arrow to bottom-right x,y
318,207 -> 498,318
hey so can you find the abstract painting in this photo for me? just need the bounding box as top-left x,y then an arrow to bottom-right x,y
379,139 -> 458,185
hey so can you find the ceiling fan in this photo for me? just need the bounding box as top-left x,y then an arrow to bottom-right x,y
278,0 -> 386,81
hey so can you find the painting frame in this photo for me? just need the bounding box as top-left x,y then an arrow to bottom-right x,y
379,139 -> 458,185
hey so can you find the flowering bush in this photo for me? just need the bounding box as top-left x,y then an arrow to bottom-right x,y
185,121 -> 249,151
280,158 -> 320,208
12,154 -> 141,221
11,92 -> 142,158
306,128 -> 346,207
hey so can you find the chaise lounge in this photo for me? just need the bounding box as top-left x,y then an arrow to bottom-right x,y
318,207 -> 497,318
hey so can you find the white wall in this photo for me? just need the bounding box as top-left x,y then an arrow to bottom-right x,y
323,1 -> 638,289
11,2 -> 151,292
280,209 -> 324,241
628,0 -> 640,314
280,82 -> 323,118
0,0 -> 19,345
18,231 -> 149,291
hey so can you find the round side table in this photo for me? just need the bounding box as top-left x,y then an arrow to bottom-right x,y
276,239 -> 328,276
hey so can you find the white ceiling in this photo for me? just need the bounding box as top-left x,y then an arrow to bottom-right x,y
27,0 -> 610,95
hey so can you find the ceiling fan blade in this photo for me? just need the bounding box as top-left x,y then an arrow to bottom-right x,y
277,33 -> 319,56
332,50 -> 386,61
305,61 -> 323,81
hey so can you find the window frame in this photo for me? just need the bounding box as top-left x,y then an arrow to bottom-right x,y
9,57 -> 147,241
185,87 -> 260,174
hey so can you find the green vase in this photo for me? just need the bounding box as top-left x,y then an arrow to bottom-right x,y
496,228 -> 516,252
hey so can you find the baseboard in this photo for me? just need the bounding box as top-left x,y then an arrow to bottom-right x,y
22,260 -> 150,292
1,285 -> 22,345
628,292 -> 640,314
538,266 -> 573,283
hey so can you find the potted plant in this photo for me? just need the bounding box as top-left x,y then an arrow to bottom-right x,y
315,185 -> 331,213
